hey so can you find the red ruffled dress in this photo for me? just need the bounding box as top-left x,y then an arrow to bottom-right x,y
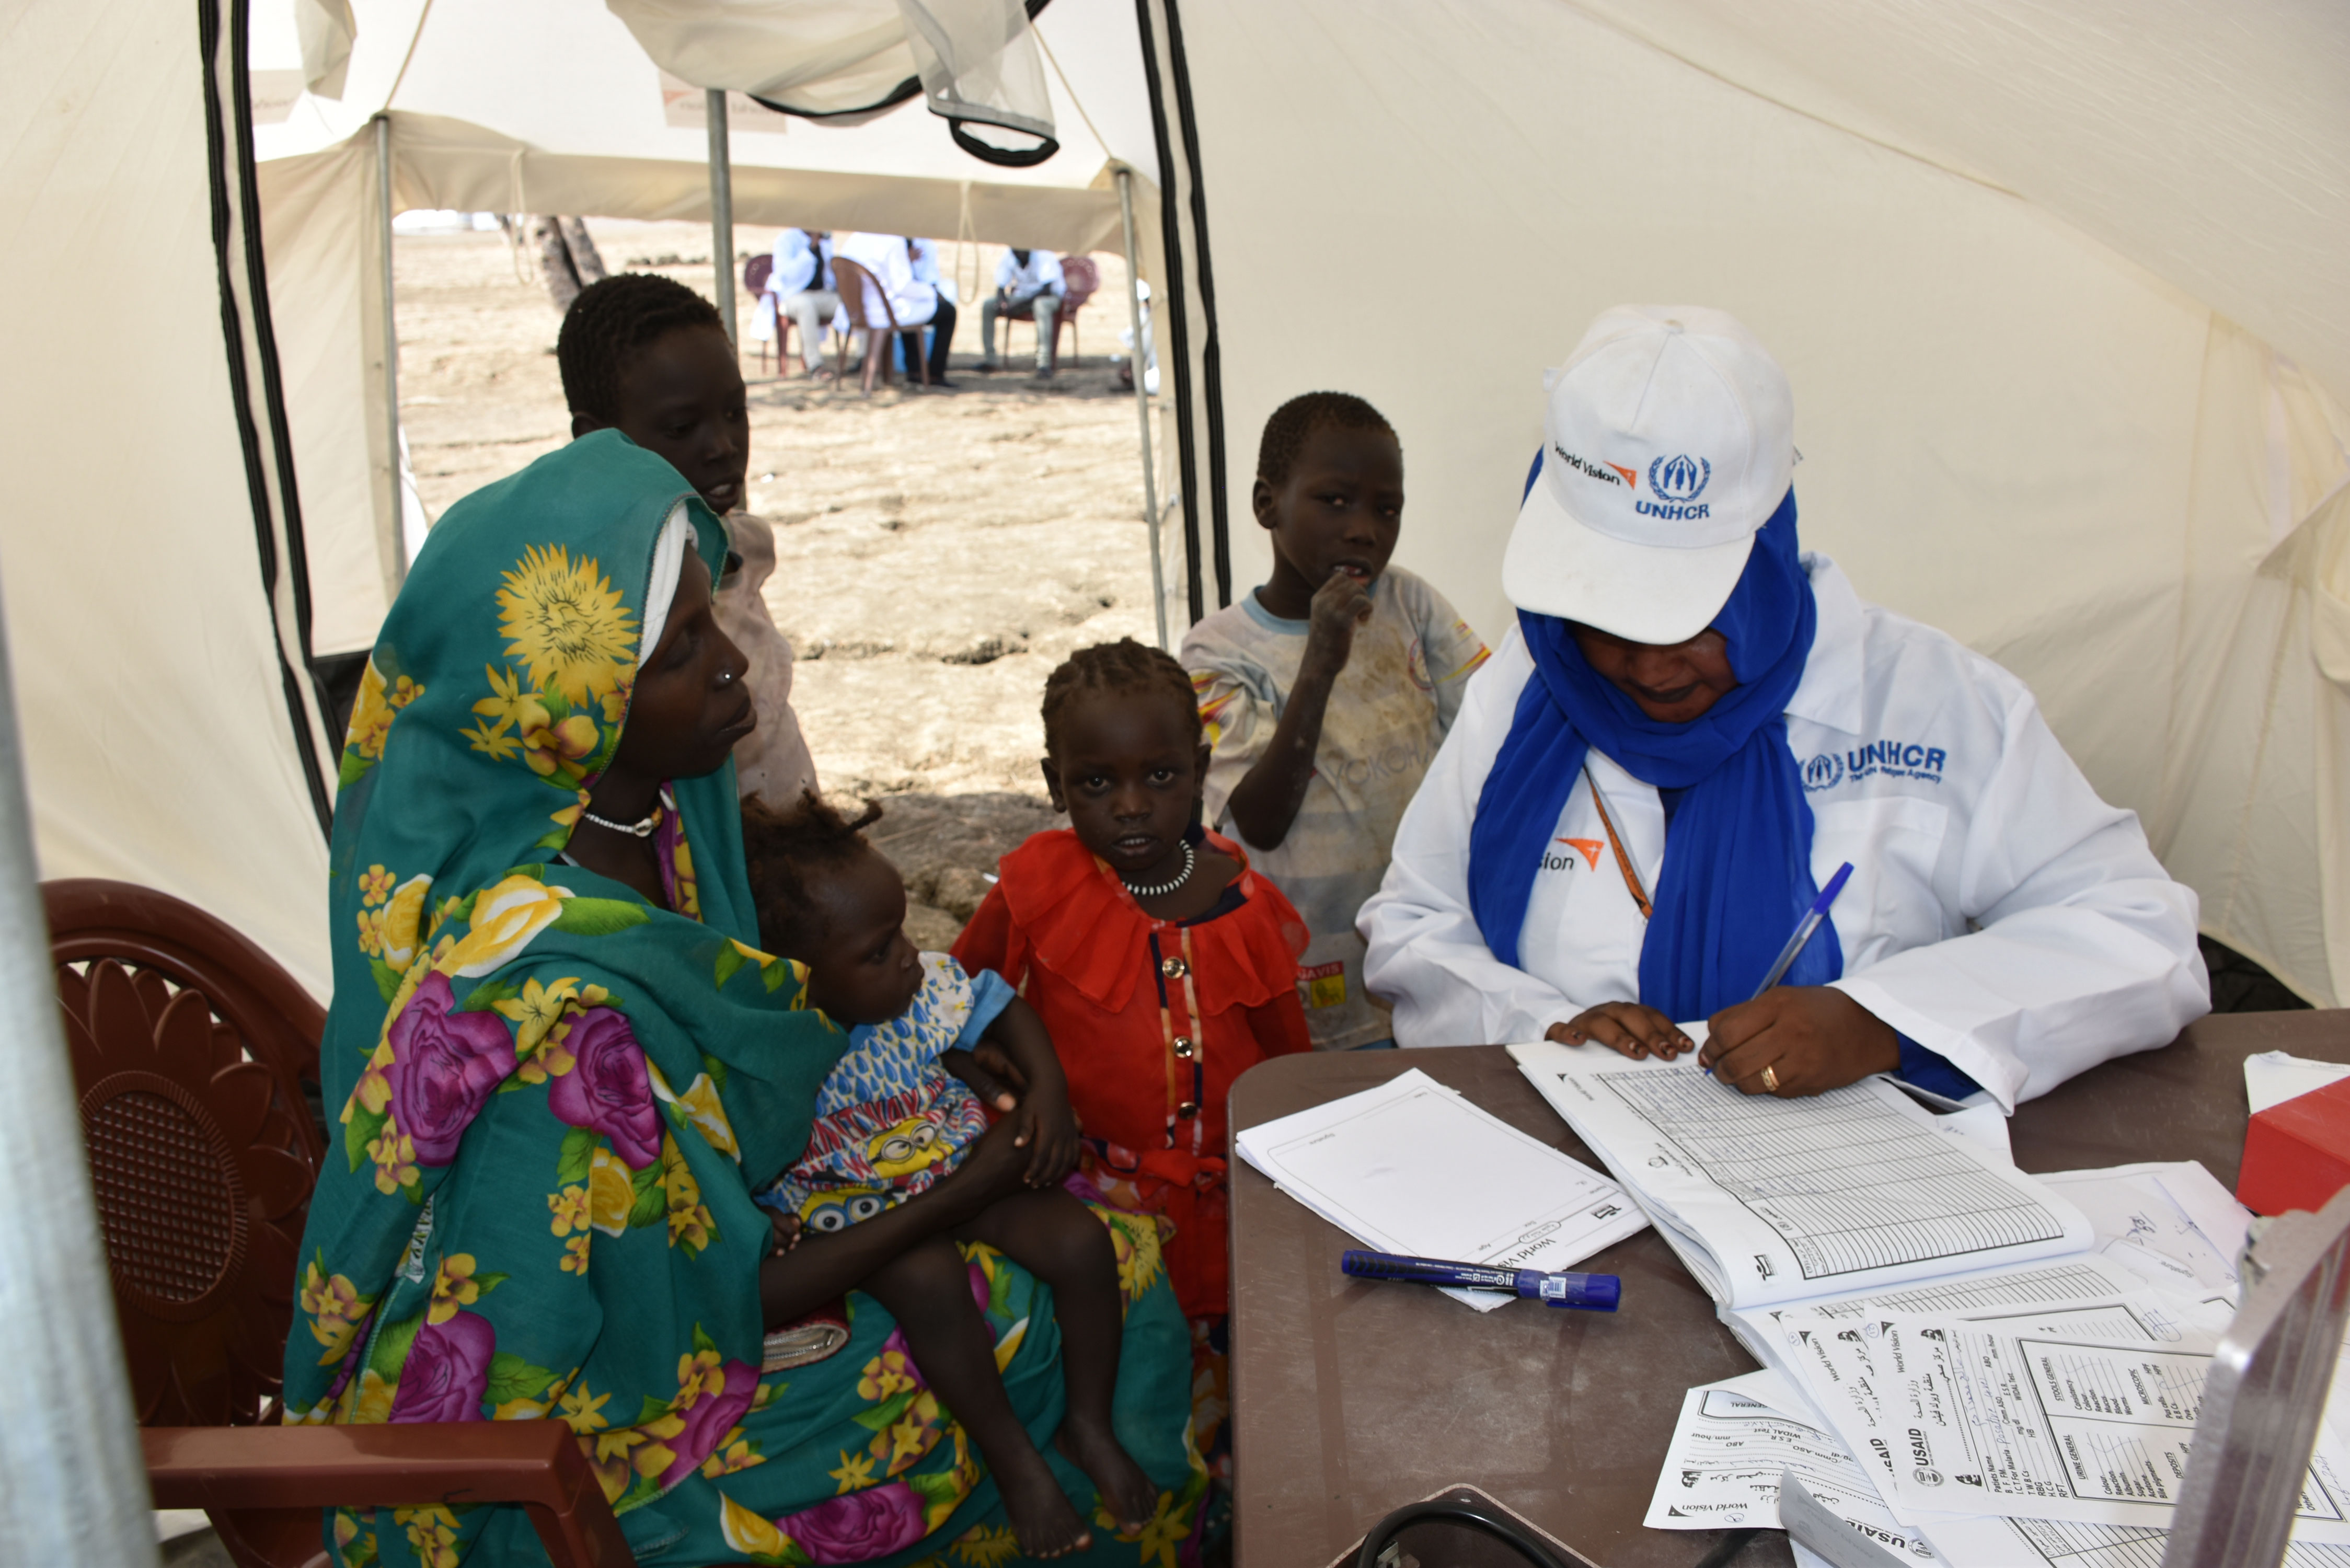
953,828 -> 1310,1469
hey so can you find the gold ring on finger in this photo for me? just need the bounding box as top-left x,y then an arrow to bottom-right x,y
1760,1064 -> 1780,1092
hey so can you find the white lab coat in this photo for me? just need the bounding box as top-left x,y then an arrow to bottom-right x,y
768,228 -> 826,296
993,248 -> 1065,298
1357,554 -> 2209,1109
828,233 -> 939,329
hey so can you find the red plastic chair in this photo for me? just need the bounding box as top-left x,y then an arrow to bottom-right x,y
743,252 -> 786,374
1005,254 -> 1099,371
46,878 -> 635,1568
831,256 -> 929,396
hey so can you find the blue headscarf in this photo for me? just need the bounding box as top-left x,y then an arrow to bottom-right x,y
1466,479 -> 1839,1019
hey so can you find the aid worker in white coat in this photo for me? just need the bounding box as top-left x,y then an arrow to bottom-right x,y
1357,306 -> 2208,1110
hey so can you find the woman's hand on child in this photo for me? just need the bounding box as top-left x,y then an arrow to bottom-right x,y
768,1209 -> 802,1257
1548,1002 -> 1694,1060
942,1044 -> 1024,1113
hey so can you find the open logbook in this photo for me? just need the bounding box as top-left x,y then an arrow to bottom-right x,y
1507,1039 -> 2097,1311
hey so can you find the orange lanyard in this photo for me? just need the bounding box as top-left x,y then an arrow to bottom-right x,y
1582,767 -> 1653,921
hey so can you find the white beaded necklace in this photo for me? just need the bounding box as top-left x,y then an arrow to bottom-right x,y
1120,841 -> 1195,898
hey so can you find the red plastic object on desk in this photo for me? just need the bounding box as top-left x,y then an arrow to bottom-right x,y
2239,1075 -> 2350,1216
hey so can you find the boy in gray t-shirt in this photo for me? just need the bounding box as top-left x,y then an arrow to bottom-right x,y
1181,394 -> 1488,1047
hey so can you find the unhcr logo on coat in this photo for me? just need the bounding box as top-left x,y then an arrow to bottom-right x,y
1803,742 -> 1949,791
1637,454 -> 1712,520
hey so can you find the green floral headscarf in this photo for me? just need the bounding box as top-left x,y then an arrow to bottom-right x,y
287,433 -> 1209,1568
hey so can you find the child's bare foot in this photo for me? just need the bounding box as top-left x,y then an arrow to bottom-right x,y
1056,1417 -> 1157,1534
998,1448 -> 1092,1558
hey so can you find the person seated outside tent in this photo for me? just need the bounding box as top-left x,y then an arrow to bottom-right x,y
909,235 -> 947,292
829,232 -> 958,388
1358,305 -> 2209,1109
757,227 -> 838,379
979,247 -> 1067,378
559,272 -> 817,809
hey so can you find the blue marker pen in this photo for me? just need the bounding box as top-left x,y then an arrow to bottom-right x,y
1341,1249 -> 1620,1311
1748,862 -> 1854,1001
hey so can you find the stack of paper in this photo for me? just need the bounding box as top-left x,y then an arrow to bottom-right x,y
1502,1037 -> 2328,1565
1232,1067 -> 1649,1309
1507,1040 -> 2098,1310
2247,1051 -> 2350,1115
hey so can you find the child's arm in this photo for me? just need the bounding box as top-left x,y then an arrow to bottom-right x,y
975,996 -> 1079,1187
1224,569 -> 1372,849
1242,991 -> 1315,1059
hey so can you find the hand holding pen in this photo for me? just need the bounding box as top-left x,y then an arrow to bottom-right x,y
1699,864 -> 1903,1097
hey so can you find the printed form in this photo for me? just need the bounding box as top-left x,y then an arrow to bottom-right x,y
1922,1516 -> 2350,1567
1721,1260 -> 2207,1402
1775,1310 -> 2350,1540
1231,1068 -> 1648,1309
1645,1369 -> 1939,1559
1508,1042 -> 2093,1308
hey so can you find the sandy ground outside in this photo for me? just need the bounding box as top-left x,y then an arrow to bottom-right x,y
395,219 -> 1158,948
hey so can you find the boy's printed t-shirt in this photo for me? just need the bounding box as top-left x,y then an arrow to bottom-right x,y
1182,566 -> 1488,1047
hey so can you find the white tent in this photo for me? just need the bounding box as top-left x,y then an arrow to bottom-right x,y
3,0 -> 2347,1010
254,0 -> 1171,663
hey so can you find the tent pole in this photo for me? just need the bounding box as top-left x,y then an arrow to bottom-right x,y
0,577 -> 160,1568
1116,167 -> 1168,652
707,90 -> 736,344
375,113 -> 406,584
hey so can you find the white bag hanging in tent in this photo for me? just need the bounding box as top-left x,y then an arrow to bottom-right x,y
604,0 -> 1056,162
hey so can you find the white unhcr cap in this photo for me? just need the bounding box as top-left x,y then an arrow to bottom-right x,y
1502,305 -> 1794,645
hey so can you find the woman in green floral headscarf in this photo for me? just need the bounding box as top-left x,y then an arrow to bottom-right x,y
288,432 -> 1210,1568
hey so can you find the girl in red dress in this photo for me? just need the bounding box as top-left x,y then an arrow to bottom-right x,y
954,639 -> 1311,1480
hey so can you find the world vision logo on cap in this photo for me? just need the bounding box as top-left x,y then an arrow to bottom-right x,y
1638,454 -> 1712,520
1552,445 -> 1630,489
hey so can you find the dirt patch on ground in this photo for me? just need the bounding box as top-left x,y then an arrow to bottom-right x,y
395,220 -> 1149,936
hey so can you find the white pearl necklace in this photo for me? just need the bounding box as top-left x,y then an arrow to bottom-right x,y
1120,841 -> 1195,898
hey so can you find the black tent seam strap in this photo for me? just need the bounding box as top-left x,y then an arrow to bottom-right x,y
948,122 -> 1058,168
229,0 -> 317,663
1159,0 -> 1229,610
747,0 -> 1055,132
1132,0 -> 1204,624
228,0 -> 340,787
198,0 -> 334,835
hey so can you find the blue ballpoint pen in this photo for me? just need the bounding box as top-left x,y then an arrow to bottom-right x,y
1748,861 -> 1854,1000
1341,1249 -> 1621,1310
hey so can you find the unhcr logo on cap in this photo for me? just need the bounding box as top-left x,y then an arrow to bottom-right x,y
1650,454 -> 1711,501
1637,452 -> 1714,520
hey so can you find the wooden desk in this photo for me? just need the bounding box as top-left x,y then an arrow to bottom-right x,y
1227,1012 -> 2350,1567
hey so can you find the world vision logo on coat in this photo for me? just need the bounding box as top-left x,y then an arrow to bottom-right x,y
1803,742 -> 1948,791
1541,837 -> 1604,873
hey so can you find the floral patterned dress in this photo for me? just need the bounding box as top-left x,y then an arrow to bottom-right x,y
290,433 -> 1210,1568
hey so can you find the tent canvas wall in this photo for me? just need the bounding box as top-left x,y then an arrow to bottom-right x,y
3,0 -> 2346,1012
1141,0 -> 2350,1006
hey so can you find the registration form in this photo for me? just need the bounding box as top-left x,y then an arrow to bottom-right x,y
1921,1515 -> 2350,1567
1510,1042 -> 2093,1308
1720,1255 -> 2170,1390
1777,1310 -> 2350,1538
1231,1068 -> 1647,1309
1645,1369 -> 1940,1560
